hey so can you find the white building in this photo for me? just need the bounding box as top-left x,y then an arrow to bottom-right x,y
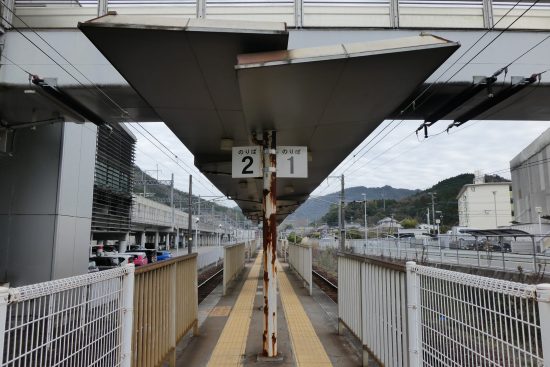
457,177 -> 513,229
376,217 -> 403,231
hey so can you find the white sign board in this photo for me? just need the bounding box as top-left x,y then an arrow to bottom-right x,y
232,146 -> 262,178
277,146 -> 308,178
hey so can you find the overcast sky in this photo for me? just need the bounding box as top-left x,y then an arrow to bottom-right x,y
129,120 -> 549,206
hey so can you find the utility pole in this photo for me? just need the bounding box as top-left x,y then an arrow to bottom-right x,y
426,208 -> 431,229
429,192 -> 436,234
362,193 -> 368,247
195,195 -> 201,247
339,174 -> 345,251
492,191 -> 498,227
188,175 -> 193,254
170,173 -> 175,252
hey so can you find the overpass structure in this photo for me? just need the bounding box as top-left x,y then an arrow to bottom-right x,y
131,195 -> 248,249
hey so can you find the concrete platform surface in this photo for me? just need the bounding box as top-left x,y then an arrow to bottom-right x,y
175,252 -> 361,366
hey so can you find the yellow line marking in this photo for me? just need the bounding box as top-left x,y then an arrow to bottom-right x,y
278,261 -> 333,367
206,252 -> 262,367
210,306 -> 232,317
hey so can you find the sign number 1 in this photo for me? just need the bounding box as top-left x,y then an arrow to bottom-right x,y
287,156 -> 294,175
242,156 -> 253,174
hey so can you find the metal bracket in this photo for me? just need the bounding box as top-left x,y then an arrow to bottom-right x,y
0,129 -> 14,155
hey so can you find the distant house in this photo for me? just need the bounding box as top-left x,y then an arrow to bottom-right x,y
376,217 -> 402,231
457,174 -> 512,229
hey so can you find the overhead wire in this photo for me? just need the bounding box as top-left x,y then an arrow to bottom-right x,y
131,122 -> 219,192
345,16 -> 550,186
320,0 -> 534,186
1,7 -> 222,196
125,123 -> 221,195
411,0 -> 538,123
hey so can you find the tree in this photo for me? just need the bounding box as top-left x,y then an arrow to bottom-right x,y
401,218 -> 418,229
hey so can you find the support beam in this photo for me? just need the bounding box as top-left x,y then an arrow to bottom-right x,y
262,130 -> 277,357
294,0 -> 303,28
188,175 -> 193,254
97,0 -> 108,17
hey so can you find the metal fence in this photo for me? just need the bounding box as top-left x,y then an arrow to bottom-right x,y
288,242 -> 312,295
0,265 -> 134,367
132,253 -> 197,367
12,0 -> 550,29
407,262 -> 550,367
343,237 -> 550,274
222,242 -> 245,295
338,253 -> 550,366
338,253 -> 408,367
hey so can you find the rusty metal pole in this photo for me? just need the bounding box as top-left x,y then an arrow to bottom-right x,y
262,130 -> 277,357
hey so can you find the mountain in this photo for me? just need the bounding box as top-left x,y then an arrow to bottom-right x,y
316,173 -> 510,229
286,185 -> 419,223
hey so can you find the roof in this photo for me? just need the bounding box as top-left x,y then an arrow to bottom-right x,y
79,16 -> 459,222
456,182 -> 511,200
460,229 -> 531,237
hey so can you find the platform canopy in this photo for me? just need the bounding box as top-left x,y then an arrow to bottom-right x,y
79,15 -> 459,222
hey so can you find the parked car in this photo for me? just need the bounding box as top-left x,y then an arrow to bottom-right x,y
91,255 -> 130,270
88,260 -> 99,273
124,252 -> 148,266
471,239 -> 511,252
128,246 -> 157,263
156,250 -> 172,261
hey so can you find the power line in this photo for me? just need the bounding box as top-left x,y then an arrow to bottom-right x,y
131,123 -> 217,191
125,123 -> 220,195
328,0 -> 538,183
1,9 -> 223,197
0,54 -> 34,76
411,0 -> 534,124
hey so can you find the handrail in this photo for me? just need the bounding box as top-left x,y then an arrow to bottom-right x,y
133,252 -> 198,367
135,251 -> 197,273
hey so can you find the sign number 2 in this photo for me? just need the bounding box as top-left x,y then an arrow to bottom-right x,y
242,156 -> 253,174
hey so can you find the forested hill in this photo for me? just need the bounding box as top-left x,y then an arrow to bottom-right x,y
318,173 -> 510,228
287,185 -> 419,223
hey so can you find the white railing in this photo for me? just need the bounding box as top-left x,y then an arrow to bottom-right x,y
345,237 -> 550,274
288,242 -> 312,295
407,262 -> 550,367
11,0 -> 550,30
222,242 -> 245,295
338,253 -> 550,366
338,253 -> 408,366
0,265 -> 135,367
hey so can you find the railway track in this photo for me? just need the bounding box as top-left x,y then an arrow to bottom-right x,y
312,268 -> 338,303
198,266 -> 223,304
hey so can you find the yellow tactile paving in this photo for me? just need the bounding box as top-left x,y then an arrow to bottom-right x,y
206,251 -> 263,367
278,261 -> 333,367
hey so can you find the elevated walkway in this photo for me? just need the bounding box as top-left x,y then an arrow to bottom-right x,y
178,250 -> 359,366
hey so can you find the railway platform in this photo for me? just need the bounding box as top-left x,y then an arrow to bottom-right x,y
176,251 -> 360,367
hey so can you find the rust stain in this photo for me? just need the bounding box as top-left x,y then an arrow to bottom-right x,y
271,332 -> 277,355
263,295 -> 269,355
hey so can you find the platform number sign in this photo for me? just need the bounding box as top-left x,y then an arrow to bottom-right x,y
232,146 -> 262,178
277,146 -> 307,178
